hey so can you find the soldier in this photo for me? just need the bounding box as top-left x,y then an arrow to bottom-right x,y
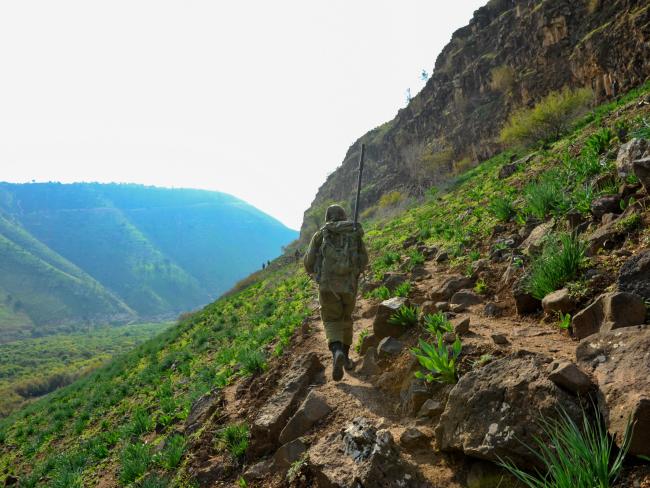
304,204 -> 368,381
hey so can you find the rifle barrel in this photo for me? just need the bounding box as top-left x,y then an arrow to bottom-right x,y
353,143 -> 365,230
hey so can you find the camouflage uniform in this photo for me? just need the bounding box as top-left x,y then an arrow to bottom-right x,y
304,205 -> 368,380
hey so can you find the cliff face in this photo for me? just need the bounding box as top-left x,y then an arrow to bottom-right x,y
300,0 -> 650,239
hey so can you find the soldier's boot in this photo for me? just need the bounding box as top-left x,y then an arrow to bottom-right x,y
329,341 -> 345,381
342,344 -> 356,372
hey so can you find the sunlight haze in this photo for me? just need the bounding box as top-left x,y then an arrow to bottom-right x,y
0,1 -> 485,229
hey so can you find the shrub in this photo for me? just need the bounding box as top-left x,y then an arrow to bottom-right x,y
423,312 -> 452,335
406,249 -> 425,269
388,305 -> 419,327
139,475 -> 169,488
119,442 -> 151,485
411,335 -> 462,384
489,196 -> 516,221
367,286 -> 390,301
526,233 -> 586,300
394,282 -> 412,298
216,423 -> 249,458
379,191 -> 404,208
558,312 -> 571,330
499,407 -> 631,488
130,408 -> 153,436
354,330 -> 369,353
490,65 -> 515,93
154,434 -> 185,470
474,278 -> 488,295
584,127 -> 614,156
525,171 -> 567,219
239,349 -> 266,376
500,88 -> 593,147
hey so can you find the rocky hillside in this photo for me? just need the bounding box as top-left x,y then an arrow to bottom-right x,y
300,0 -> 650,239
1,78 -> 650,487
0,183 -> 297,342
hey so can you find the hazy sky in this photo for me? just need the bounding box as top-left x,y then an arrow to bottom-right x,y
0,1 -> 485,229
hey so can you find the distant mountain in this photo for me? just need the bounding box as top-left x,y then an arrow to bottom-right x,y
0,182 -> 297,342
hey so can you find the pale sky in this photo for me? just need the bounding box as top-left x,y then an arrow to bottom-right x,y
0,1 -> 485,229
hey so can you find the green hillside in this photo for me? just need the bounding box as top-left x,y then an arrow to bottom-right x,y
0,184 -> 297,342
1,80 -> 648,487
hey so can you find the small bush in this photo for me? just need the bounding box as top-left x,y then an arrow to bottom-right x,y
406,249 -> 425,269
411,335 -> 462,384
489,196 -> 516,221
525,171 -> 567,219
119,442 -> 151,485
558,312 -> 571,330
366,285 -> 390,301
239,349 -> 266,376
526,233 -> 586,300
474,278 -> 488,295
394,282 -> 412,298
216,423 -> 249,458
584,127 -> 614,155
500,88 -> 593,147
154,434 -> 185,470
388,305 -> 419,327
423,312 -> 452,335
354,330 -> 369,354
499,407 -> 631,488
130,408 -> 153,436
138,475 -> 169,488
379,191 -> 404,208
615,213 -> 641,233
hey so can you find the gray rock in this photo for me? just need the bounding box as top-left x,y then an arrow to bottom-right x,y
359,348 -> 380,376
435,251 -> 449,263
274,439 -> 307,470
590,195 -> 622,220
435,352 -> 584,467
279,390 -> 331,444
430,275 -> 473,302
435,301 -> 450,312
450,290 -> 483,307
498,162 -> 519,179
577,326 -> 650,457
401,378 -> 431,416
484,302 -> 501,317
417,399 -> 444,418
616,138 -> 649,178
513,277 -> 541,315
634,156 -> 650,194
243,459 -> 274,481
547,361 -> 593,395
618,250 -> 650,301
185,390 -> 220,434
376,336 -> 404,360
571,292 -> 646,340
450,303 -> 468,313
491,333 -> 509,345
520,220 -> 554,254
541,288 -> 575,315
453,317 -> 471,335
373,297 -> 410,340
420,300 -> 437,315
381,272 -> 407,291
251,352 -> 323,455
359,333 -> 378,355
399,428 -> 429,449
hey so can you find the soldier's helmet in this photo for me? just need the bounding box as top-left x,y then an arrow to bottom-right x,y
325,204 -> 347,222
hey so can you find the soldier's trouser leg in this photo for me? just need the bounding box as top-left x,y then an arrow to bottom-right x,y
319,290 -> 356,346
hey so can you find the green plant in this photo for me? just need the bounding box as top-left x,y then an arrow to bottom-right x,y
366,285 -> 390,301
472,354 -> 494,368
474,279 -> 488,295
119,442 -> 151,485
154,434 -> 185,470
526,233 -> 586,300
355,330 -> 369,354
130,408 -> 153,436
558,312 -> 571,330
239,349 -> 266,376
388,305 -> 419,327
489,196 -> 516,221
423,312 -> 452,335
216,423 -> 249,458
583,127 -> 614,155
499,408 -> 631,488
394,281 -> 412,298
139,475 -> 169,488
411,335 -> 462,384
500,87 -> 593,147
525,172 -> 567,219
615,213 -> 641,233
406,249 -> 425,268
236,477 -> 248,487
287,454 -> 309,483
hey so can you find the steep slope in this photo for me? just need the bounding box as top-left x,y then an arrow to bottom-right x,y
300,0 -> 650,240
0,183 -> 297,340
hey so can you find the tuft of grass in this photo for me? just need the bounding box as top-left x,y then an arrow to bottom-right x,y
216,423 -> 249,459
525,171 -> 567,219
423,312 -> 452,335
119,442 -> 151,486
388,305 -> 419,327
489,196 -> 516,221
239,349 -> 266,376
411,335 -> 461,384
130,408 -> 153,436
154,434 -> 185,470
366,285 -> 390,301
583,127 -> 614,156
354,330 -> 369,354
394,281 -> 412,298
558,312 -> 571,330
499,407 -> 631,488
526,233 -> 586,300
474,278 -> 488,295
139,475 -> 169,488
615,213 -> 641,233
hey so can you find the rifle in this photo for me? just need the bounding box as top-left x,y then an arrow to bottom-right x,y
352,143 -> 365,231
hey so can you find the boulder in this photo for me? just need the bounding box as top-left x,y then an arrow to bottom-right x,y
401,378 -> 432,416
399,428 -> 429,449
376,337 -> 404,360
417,399 -> 444,419
420,301 -> 437,315
498,162 -> 519,179
450,290 -> 483,307
590,195 -> 622,220
435,250 -> 449,263
541,288 -> 574,315
577,326 -> 650,457
547,361 -> 593,395
185,390 -> 221,434
372,297 -> 410,340
513,277 -> 541,315
585,212 -> 637,255
435,301 -> 450,312
274,439 -> 307,470
251,352 -> 323,454
243,459 -> 274,482
571,292 -> 646,340
616,138 -> 649,178
381,272 -> 407,291
483,302 -> 501,317
435,352 -> 584,467
491,333 -> 509,345
411,266 -> 431,281
453,317 -> 471,336
279,390 -> 331,444
359,333 -> 378,355
520,220 -> 553,254
430,275 -> 473,302
359,348 -> 380,376
634,156 -> 650,193
618,250 -> 650,301
309,417 -> 428,488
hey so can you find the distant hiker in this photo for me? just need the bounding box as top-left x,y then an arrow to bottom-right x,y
304,204 -> 368,381
262,263 -> 266,270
